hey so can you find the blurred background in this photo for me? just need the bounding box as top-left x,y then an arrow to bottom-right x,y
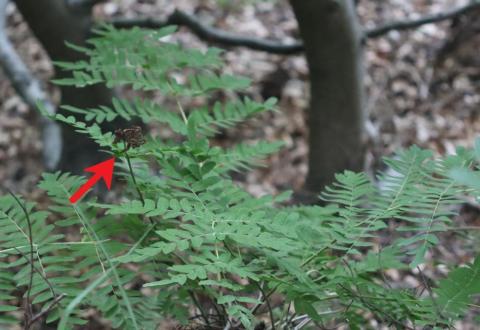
0,0 -> 479,198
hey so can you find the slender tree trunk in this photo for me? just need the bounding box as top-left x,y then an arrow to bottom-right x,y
14,0 -> 113,173
290,0 -> 365,194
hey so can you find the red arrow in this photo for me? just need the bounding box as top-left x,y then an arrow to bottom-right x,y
69,157 -> 115,204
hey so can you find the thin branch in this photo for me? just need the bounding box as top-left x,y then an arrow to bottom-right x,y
416,266 -> 443,320
12,251 -> 65,327
109,9 -> 304,55
365,0 -> 480,39
0,0 -> 61,170
2,189 -> 65,328
13,248 -> 57,299
108,1 -> 480,55
253,282 -> 276,330
28,293 -> 66,325
6,193 -> 65,328
251,282 -> 281,315
188,290 -> 211,328
301,243 -> 331,267
339,284 -> 414,330
7,190 -> 34,329
283,302 -> 294,328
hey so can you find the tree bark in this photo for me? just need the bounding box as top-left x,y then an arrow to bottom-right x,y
14,0 -> 113,173
0,0 -> 61,170
290,0 -> 365,194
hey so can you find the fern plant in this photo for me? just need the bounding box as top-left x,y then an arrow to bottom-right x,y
1,24 -> 480,329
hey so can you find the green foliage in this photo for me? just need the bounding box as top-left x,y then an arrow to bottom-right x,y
2,25 -> 480,329
435,257 -> 480,320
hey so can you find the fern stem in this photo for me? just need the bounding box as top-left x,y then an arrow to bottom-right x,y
29,294 -> 66,327
176,97 -> 188,124
69,200 -> 139,329
251,283 -> 280,315
254,282 -> 276,330
7,191 -> 34,328
300,243 -> 331,267
59,224 -> 156,329
13,248 -> 56,299
339,284 -> 414,330
124,150 -> 145,206
417,266 -> 443,319
167,80 -> 188,124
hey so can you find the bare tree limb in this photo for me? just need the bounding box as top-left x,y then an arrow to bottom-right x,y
65,0 -> 105,11
28,293 -> 66,326
365,0 -> 480,38
110,9 -> 304,55
0,0 -> 61,170
108,1 -> 480,55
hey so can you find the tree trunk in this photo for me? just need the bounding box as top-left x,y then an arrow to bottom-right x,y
14,0 -> 113,173
290,0 -> 365,195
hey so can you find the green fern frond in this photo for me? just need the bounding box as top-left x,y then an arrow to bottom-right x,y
189,97 -> 277,136
434,257 -> 480,320
53,25 -> 249,95
61,97 -> 187,134
216,141 -> 284,172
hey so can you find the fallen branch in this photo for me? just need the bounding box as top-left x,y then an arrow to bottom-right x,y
0,0 -> 61,170
366,0 -> 480,38
110,9 -> 304,55
65,0 -> 105,11
109,1 -> 480,54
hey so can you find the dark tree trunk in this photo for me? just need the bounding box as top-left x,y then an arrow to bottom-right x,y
290,0 -> 365,195
14,0 -> 113,173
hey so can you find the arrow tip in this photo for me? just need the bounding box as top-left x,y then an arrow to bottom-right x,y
84,157 -> 115,190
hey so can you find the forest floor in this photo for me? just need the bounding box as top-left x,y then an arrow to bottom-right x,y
1,0 -> 480,328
